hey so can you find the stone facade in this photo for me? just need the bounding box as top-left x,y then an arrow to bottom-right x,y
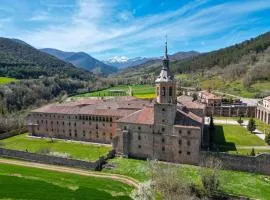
256,96 -> 270,125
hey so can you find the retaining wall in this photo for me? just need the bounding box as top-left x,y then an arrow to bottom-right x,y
201,151 -> 270,175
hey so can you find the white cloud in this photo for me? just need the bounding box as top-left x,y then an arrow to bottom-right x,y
15,0 -> 270,58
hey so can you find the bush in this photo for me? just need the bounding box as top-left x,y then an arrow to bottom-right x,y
265,133 -> 270,145
200,157 -> 222,196
250,148 -> 256,156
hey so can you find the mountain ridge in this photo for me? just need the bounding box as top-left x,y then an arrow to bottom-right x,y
40,48 -> 117,76
0,37 -> 94,80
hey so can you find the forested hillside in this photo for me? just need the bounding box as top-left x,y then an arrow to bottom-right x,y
0,38 -> 94,80
117,32 -> 270,97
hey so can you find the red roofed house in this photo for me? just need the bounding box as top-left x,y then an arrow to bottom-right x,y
28,43 -> 203,165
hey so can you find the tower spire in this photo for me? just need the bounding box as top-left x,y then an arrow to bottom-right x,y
164,35 -> 168,59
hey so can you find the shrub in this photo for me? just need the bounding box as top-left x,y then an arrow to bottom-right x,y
247,118 -> 256,132
265,133 -> 270,145
250,148 -> 256,156
200,157 -> 222,196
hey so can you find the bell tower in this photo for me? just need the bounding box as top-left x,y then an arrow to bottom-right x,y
155,40 -> 177,105
154,39 -> 177,127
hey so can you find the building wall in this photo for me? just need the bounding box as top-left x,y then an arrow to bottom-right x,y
205,106 -> 256,117
256,104 -> 270,125
28,112 -> 119,144
116,122 -> 201,165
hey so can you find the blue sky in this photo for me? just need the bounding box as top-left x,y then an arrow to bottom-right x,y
0,0 -> 270,60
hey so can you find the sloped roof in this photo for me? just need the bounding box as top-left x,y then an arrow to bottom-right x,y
31,97 -> 151,117
118,106 -> 154,125
175,109 -> 203,127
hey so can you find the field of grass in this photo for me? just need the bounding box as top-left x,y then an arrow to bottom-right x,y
214,116 -> 270,133
0,77 -> 18,85
104,157 -> 270,200
73,85 -> 156,99
213,124 -> 268,155
0,134 -> 112,161
177,73 -> 269,98
0,162 -> 133,200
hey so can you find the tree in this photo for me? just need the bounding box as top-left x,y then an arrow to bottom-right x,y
265,133 -> 270,145
200,157 -> 222,196
192,93 -> 198,101
250,148 -> 256,156
247,118 -> 256,132
133,160 -> 199,200
209,116 -> 215,148
237,116 -> 243,125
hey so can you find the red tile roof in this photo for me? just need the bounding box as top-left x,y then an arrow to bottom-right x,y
200,90 -> 221,100
118,106 -> 154,125
178,96 -> 205,109
31,98 -> 151,117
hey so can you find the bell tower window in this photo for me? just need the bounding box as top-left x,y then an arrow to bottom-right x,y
162,87 -> 166,96
169,87 -> 172,96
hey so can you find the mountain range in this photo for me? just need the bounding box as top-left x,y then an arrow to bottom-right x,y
40,48 -> 118,76
0,37 -> 94,80
104,51 -> 200,69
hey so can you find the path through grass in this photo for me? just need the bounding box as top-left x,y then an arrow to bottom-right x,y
0,162 -> 133,200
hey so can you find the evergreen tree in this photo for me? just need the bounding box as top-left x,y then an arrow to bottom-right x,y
250,148 -> 256,156
247,118 -> 256,132
209,116 -> 215,149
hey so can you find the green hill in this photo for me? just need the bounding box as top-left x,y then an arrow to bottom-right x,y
116,31 -> 270,98
0,37 -> 94,80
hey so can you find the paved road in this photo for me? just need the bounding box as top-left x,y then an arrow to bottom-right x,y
0,158 -> 139,188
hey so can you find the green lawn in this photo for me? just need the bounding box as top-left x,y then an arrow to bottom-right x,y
73,85 -> 156,99
214,116 -> 270,133
212,124 -> 268,155
104,157 -> 270,200
0,77 -> 18,85
0,134 -> 112,161
0,162 -> 133,200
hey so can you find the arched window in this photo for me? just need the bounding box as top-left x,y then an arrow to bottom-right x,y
162,87 -> 166,96
169,87 -> 173,96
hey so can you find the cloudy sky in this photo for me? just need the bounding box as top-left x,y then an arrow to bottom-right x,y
0,0 -> 270,59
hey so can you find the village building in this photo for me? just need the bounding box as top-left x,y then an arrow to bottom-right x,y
28,43 -> 204,165
256,96 -> 270,125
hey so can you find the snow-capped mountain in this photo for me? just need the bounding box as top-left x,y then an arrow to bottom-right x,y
104,56 -> 153,69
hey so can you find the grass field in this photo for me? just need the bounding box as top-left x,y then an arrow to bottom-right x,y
0,134 -> 112,161
213,124 -> 268,155
104,157 -> 270,200
176,73 -> 269,98
0,77 -> 18,85
0,162 -> 133,200
214,116 -> 270,133
73,85 -> 156,99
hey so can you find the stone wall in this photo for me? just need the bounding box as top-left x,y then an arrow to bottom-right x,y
0,148 -> 99,170
201,151 -> 270,175
0,132 -> 20,140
